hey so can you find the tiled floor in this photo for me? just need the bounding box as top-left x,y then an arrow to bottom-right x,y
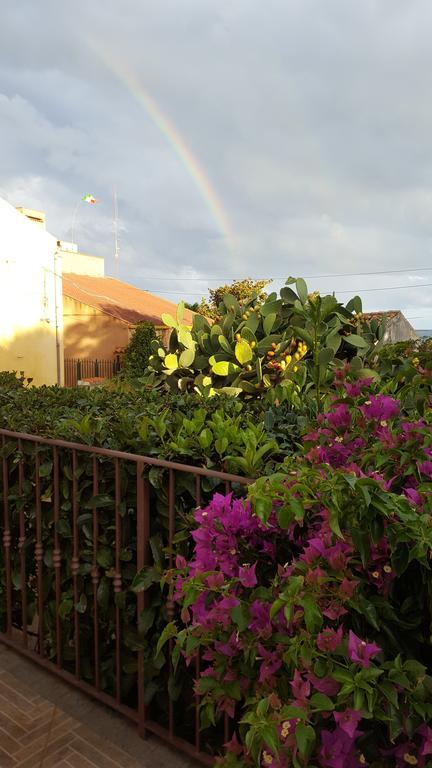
0,644 -> 193,768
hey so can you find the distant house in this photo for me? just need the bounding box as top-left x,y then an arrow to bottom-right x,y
8,202 -> 194,384
0,199 -> 64,385
362,311 -> 418,344
62,273 -> 194,361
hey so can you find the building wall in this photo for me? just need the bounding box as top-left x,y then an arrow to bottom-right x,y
382,316 -> 418,344
0,199 -> 64,385
63,295 -> 129,359
60,246 -> 105,276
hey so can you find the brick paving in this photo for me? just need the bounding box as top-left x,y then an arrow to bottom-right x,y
0,644 -> 193,768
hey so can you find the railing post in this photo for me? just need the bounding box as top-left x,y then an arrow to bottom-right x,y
136,461 -> 150,738
94,359 -> 99,377
76,359 -> 82,383
2,436 -> 12,637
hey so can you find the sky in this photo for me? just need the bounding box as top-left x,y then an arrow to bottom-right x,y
1,0 -> 432,328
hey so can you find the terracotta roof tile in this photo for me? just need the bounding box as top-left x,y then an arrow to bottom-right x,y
62,273 -> 194,326
361,310 -> 402,322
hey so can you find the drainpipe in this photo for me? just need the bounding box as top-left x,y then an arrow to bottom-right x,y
54,242 -> 62,385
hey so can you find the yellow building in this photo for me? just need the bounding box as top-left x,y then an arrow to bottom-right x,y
0,199 -> 64,385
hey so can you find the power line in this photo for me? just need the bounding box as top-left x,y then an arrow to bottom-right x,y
142,282 -> 432,297
136,266 -> 432,282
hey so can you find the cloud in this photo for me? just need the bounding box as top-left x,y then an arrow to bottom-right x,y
1,0 -> 432,326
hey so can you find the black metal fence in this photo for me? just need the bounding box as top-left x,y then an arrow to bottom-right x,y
64,357 -> 122,387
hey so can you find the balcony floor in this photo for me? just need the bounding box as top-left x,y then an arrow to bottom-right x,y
0,644 -> 193,768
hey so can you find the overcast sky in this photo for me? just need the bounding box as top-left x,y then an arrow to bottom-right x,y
1,1 -> 432,327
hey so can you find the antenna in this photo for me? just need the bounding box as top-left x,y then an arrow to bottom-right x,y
113,188 -> 119,278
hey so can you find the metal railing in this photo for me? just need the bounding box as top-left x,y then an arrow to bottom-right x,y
64,357 -> 122,387
0,429 -> 251,765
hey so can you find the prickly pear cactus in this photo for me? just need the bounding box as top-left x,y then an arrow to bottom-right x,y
147,278 -> 381,399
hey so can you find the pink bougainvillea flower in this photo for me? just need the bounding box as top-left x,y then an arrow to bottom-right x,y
339,578 -> 358,600
223,731 -> 243,756
320,728 -> 360,768
206,572 -> 225,588
418,724 -> 432,755
317,626 -> 344,652
248,601 -> 272,638
307,673 -> 340,696
348,631 -> 381,668
175,555 -> 187,568
404,487 -> 422,506
290,670 -> 310,705
418,460 -> 432,478
359,395 -> 399,422
323,603 -> 348,621
238,562 -> 258,588
257,643 -> 283,683
327,404 -> 352,431
334,708 -> 363,738
344,378 -> 374,397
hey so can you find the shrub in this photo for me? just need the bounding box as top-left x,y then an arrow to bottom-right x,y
167,379 -> 432,767
146,278 -> 382,409
123,321 -> 157,377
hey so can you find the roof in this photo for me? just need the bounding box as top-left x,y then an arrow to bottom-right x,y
62,273 -> 195,326
361,311 -> 403,322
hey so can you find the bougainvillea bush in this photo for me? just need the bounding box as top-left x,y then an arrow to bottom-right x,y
164,377 -> 432,767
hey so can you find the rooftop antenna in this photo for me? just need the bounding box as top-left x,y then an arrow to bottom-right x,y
113,188 -> 120,278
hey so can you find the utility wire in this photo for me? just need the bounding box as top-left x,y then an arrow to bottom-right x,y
135,266 -> 432,281
139,282 -> 432,297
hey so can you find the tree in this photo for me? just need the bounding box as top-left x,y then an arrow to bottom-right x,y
195,278 -> 271,319
123,321 -> 157,377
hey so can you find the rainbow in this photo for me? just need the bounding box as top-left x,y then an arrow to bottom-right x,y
89,40 -> 234,249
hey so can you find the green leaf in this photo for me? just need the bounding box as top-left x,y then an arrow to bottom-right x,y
156,621 -> 177,657
212,360 -> 240,376
310,693 -> 334,711
178,328 -> 194,348
179,348 -> 195,368
39,461 -> 53,478
318,347 -> 334,365
164,353 -> 179,369
235,340 -> 253,364
292,326 -> 314,348
218,335 -> 233,355
296,278 -> 308,304
130,567 -> 161,593
263,313 -> 277,335
345,334 -> 369,349
161,313 -> 177,328
84,494 -> 114,509
295,722 -> 316,759
176,301 -> 185,324
231,603 -> 250,631
346,295 -> 362,314
379,680 -> 398,707
75,593 -> 87,614
301,594 -> 323,633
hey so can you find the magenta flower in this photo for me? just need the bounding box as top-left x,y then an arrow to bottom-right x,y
257,644 -> 283,683
348,630 -> 381,668
334,708 -> 363,738
248,601 -> 272,638
307,673 -> 340,696
320,728 -> 359,768
323,603 -> 348,621
360,394 -> 399,421
404,487 -> 422,506
419,724 -> 432,756
317,626 -> 344,652
238,562 -> 257,588
290,670 -> 310,705
418,460 -> 432,478
327,404 -> 352,431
